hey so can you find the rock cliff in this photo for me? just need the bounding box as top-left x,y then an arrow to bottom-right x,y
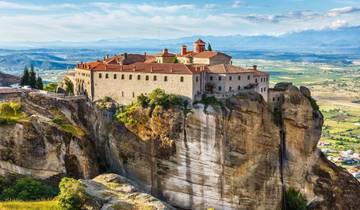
0,85 -> 359,210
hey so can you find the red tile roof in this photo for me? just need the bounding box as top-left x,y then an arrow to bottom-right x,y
193,51 -> 231,59
194,39 -> 206,44
78,62 -> 200,75
104,54 -> 146,65
206,64 -> 261,74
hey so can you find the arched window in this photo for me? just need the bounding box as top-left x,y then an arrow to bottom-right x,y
99,73 -> 102,78
180,76 -> 184,82
129,75 -> 132,80
137,75 -> 141,80
105,74 -> 108,79
154,75 -> 157,81
146,75 -> 149,81
114,74 -> 117,79
164,76 -> 168,81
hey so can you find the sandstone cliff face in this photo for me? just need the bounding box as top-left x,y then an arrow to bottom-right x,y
78,85 -> 360,210
1,86 -> 359,210
0,93 -> 99,181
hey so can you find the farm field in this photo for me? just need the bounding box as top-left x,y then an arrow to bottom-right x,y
234,59 -> 360,179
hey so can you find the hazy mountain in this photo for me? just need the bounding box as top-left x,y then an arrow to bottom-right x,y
0,26 -> 359,72
0,71 -> 19,86
0,26 -> 359,52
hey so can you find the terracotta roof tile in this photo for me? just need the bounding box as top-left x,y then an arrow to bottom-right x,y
80,62 -> 200,75
193,51 -> 231,59
206,64 -> 262,74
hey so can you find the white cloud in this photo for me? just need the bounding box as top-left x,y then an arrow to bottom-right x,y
327,7 -> 360,17
0,2 -> 359,42
232,1 -> 244,8
329,19 -> 349,29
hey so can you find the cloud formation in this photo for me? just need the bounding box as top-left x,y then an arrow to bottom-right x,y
0,1 -> 358,42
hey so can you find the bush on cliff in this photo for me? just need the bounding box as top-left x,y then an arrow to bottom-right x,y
0,102 -> 27,125
57,177 -> 86,210
0,176 -> 58,201
285,188 -> 307,210
115,88 -> 183,126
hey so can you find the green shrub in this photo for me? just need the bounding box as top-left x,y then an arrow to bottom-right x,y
44,83 -> 58,92
285,188 -> 307,210
0,102 -> 27,125
115,89 -> 183,126
0,176 -> 58,201
57,177 -> 86,210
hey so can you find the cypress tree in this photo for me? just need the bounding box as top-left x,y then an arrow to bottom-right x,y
20,66 -> 29,86
207,43 -> 212,51
36,77 -> 43,90
29,65 -> 36,88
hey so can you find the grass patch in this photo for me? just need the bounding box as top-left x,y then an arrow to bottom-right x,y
0,102 -> 28,125
0,200 -> 60,210
50,110 -> 85,137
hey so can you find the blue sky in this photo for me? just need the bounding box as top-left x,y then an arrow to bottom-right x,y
0,0 -> 359,42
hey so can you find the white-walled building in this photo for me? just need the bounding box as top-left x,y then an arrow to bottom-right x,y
71,39 -> 270,105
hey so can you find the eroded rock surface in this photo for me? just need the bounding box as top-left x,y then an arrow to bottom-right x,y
1,85 -> 359,210
81,173 -> 175,210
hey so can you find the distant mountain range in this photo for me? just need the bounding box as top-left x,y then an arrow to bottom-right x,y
0,71 -> 19,86
0,26 -> 359,72
1,26 -> 359,53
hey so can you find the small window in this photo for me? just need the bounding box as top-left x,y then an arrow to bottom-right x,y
277,97 -> 280,101
273,97 -> 275,101
247,75 -> 250,80
218,76 -> 221,81
218,86 -> 222,91
210,76 -> 213,81
180,76 -> 184,82
229,86 -> 232,91
238,75 -> 241,80
238,86 -> 241,90
122,91 -> 124,97
196,76 -> 198,82
129,75 -> 132,80
146,75 -> 149,81
132,92 -> 135,98
264,87 -> 266,91
154,75 -> 157,81
114,74 -> 117,79
99,73 -> 102,78
229,76 -> 232,81
137,75 -> 141,80
121,74 -> 124,79
164,76 -> 168,81
105,73 -> 109,79
255,78 -> 258,83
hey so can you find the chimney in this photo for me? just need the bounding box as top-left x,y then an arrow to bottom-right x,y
253,65 -> 257,70
170,67 -> 173,72
181,45 -> 187,55
133,66 -> 136,71
150,66 -> 153,72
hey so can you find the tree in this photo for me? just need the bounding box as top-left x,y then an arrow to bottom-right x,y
207,43 -> 213,51
65,79 -> 74,96
28,65 -> 36,88
20,66 -> 29,86
58,177 -> 86,210
36,77 -> 43,90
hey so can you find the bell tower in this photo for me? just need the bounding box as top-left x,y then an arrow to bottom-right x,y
193,39 -> 206,53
